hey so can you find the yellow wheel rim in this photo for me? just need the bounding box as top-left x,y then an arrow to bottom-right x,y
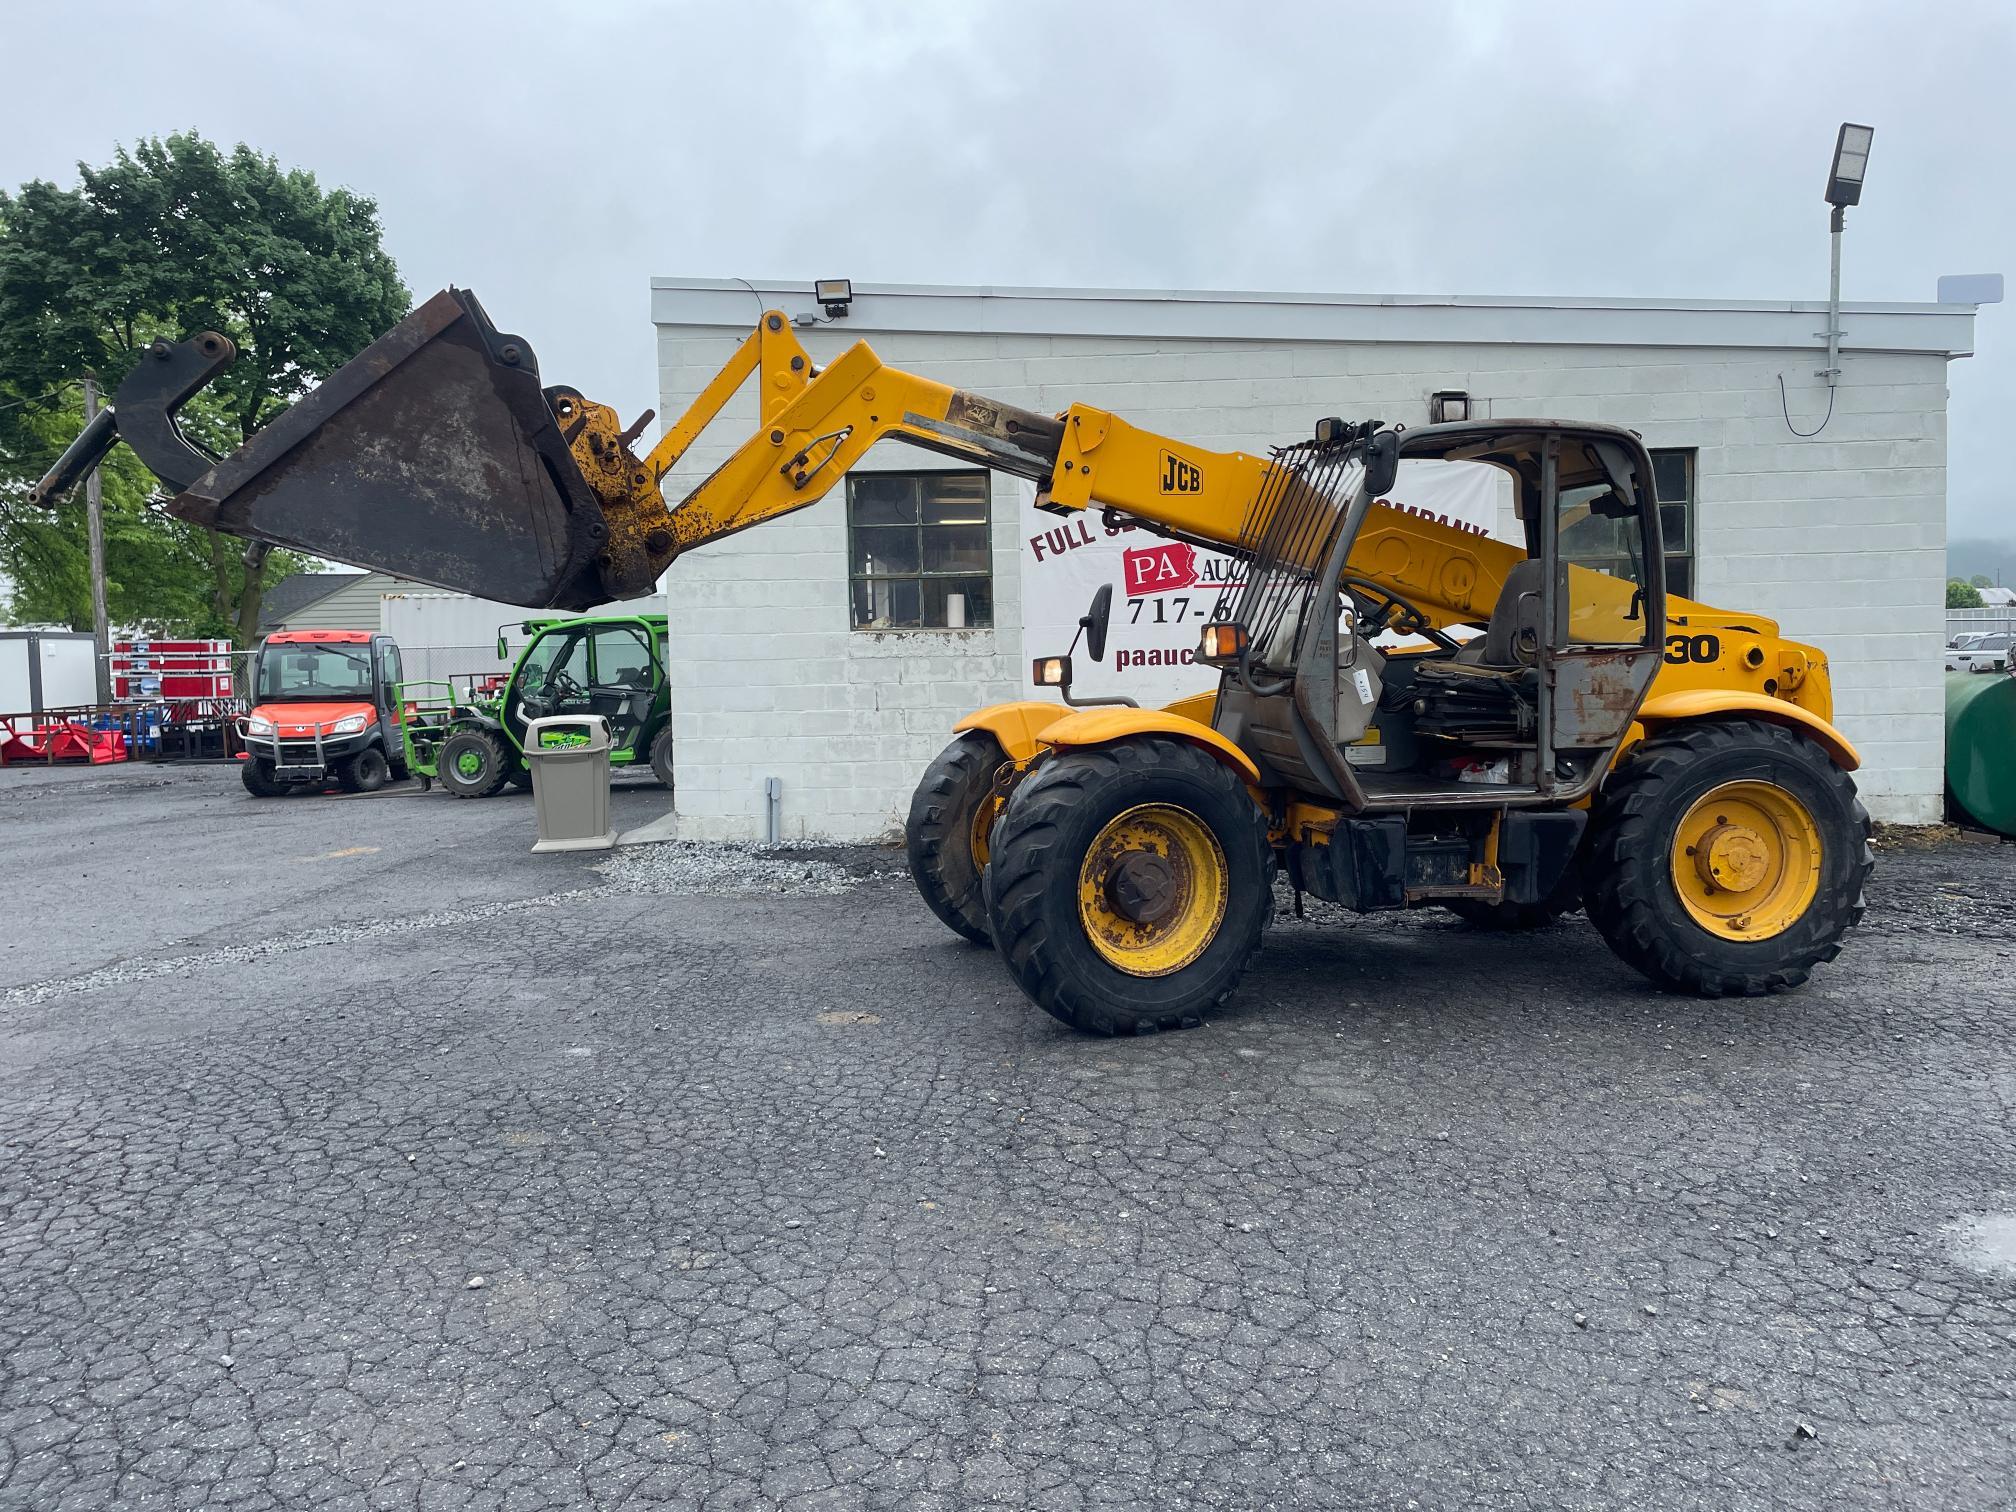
1669,780 -> 1822,941
1076,803 -> 1228,977
969,789 -> 998,869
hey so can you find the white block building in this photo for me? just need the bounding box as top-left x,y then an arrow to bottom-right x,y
653,279 -> 1979,839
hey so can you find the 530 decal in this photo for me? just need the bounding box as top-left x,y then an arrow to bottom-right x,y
1664,632 -> 1721,665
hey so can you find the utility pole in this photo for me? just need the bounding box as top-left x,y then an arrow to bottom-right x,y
83,376 -> 112,705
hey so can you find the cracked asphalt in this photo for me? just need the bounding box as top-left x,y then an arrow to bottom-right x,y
3,763 -> 2015,1510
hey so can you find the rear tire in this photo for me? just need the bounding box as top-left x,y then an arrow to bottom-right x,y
337,746 -> 391,794
649,725 -> 677,792
984,737 -> 1272,1035
905,731 -> 1006,944
1583,720 -> 1871,996
437,727 -> 512,799
241,757 -> 285,798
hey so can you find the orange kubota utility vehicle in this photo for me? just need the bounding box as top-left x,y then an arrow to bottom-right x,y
238,628 -> 409,796
35,288 -> 1871,1034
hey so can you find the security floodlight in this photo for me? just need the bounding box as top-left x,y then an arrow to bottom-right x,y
1816,123 -> 1877,394
815,278 -> 853,318
1825,123 -> 1873,209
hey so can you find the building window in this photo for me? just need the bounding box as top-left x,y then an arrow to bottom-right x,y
1651,448 -> 1694,599
847,470 -> 993,630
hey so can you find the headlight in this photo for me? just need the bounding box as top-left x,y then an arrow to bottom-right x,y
331,714 -> 370,735
246,716 -> 276,736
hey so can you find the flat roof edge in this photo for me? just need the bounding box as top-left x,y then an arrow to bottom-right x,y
649,278 -> 1977,358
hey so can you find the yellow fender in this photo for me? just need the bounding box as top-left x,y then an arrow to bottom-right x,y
1035,706 -> 1262,784
954,698 -> 1258,783
954,701 -> 1069,762
1632,690 -> 1860,771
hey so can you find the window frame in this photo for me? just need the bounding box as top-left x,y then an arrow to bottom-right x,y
1649,447 -> 1695,600
845,468 -> 994,632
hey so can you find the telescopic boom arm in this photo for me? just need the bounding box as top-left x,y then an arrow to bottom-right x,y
30,289 -> 1521,624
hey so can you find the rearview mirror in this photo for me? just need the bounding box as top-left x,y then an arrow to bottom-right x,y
1081,583 -> 1114,662
1365,430 -> 1401,497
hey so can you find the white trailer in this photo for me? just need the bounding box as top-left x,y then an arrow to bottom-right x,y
0,630 -> 99,714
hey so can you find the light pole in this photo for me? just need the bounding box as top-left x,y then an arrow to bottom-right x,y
83,375 -> 111,704
1820,123 -> 1875,389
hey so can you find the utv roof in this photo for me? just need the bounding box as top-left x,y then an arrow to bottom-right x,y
267,629 -> 377,644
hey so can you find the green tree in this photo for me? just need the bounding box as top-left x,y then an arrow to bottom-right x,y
1948,578 -> 1985,609
1970,574 -> 1993,589
0,132 -> 408,643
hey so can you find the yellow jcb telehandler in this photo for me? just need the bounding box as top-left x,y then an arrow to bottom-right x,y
35,288 -> 1871,1034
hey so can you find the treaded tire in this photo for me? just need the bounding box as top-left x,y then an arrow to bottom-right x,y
337,746 -> 391,794
1583,719 -> 1872,996
649,725 -> 677,792
506,766 -> 534,791
437,728 -> 513,799
906,731 -> 1006,945
241,757 -> 286,798
983,737 -> 1273,1035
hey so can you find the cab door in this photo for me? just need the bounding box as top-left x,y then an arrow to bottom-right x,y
1538,433 -> 1665,791
375,638 -> 407,751
582,620 -> 657,756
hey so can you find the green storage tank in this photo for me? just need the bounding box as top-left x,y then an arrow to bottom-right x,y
1946,671 -> 2016,837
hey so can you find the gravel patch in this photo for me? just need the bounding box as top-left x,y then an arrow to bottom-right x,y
595,840 -> 872,897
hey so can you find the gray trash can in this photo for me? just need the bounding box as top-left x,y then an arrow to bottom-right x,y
523,714 -> 616,853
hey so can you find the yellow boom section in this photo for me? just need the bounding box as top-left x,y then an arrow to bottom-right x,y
570,314 -> 1832,727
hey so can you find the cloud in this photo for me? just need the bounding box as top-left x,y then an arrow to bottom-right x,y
3,0 -> 2008,535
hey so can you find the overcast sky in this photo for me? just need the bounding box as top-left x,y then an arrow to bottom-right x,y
4,1 -> 2009,542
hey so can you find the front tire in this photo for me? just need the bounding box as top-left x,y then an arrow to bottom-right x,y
649,725 -> 677,792
337,746 -> 391,794
241,757 -> 286,798
1584,720 -> 1871,996
437,727 -> 513,799
906,731 -> 1006,944
984,737 -> 1272,1035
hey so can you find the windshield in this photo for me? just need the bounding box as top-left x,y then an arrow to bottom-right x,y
256,643 -> 374,700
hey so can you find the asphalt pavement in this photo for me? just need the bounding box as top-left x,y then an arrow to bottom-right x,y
2,763 -> 2013,1510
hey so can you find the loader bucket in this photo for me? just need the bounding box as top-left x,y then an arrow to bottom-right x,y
167,288 -> 612,611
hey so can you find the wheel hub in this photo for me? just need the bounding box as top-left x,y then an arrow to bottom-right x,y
1669,780 -> 1824,941
1107,850 -> 1179,924
1075,803 -> 1230,978
1694,821 -> 1769,893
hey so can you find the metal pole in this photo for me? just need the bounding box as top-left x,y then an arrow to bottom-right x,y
1821,204 -> 1844,387
82,376 -> 112,704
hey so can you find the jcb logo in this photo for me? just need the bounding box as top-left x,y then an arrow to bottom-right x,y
1160,450 -> 1202,495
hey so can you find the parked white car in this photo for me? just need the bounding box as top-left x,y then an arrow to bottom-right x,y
1948,632 -> 1988,652
1947,631 -> 2013,673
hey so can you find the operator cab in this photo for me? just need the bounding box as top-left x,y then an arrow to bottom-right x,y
1207,420 -> 1664,810
505,617 -> 663,754
1196,420 -> 1666,907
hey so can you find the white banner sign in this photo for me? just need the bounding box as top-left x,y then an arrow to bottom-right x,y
1018,459 -> 1515,706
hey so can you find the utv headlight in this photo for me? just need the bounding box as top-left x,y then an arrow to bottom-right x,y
246,715 -> 276,736
331,713 -> 370,735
